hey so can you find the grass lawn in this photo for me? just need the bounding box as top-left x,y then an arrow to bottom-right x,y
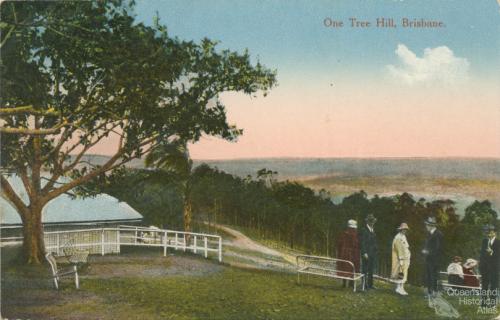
2,246 -> 496,320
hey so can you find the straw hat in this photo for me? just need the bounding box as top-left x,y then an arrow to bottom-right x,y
347,219 -> 357,229
397,223 -> 409,230
463,259 -> 478,269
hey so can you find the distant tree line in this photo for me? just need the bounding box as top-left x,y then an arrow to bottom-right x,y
88,164 -> 498,285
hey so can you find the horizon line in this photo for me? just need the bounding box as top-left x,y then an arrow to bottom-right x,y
191,156 -> 500,161
78,154 -> 500,161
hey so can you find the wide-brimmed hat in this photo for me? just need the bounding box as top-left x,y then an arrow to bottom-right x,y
463,259 -> 478,269
424,217 -> 437,226
486,225 -> 497,231
452,256 -> 462,263
365,214 -> 377,223
398,223 -> 409,230
347,219 -> 357,229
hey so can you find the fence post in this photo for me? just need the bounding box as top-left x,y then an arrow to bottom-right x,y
163,231 -> 167,257
116,229 -> 120,254
101,229 -> 105,256
194,236 -> 197,254
183,234 -> 186,252
218,237 -> 222,262
204,236 -> 208,258
134,227 -> 137,245
56,233 -> 60,256
175,233 -> 178,250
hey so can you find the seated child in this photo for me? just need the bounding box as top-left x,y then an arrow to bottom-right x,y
447,256 -> 464,286
462,258 -> 480,288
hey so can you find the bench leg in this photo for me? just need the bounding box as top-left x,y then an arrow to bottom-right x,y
75,271 -> 79,289
53,277 -> 59,290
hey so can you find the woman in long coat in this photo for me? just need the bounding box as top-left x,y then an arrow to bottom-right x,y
336,219 -> 360,288
391,223 -> 411,295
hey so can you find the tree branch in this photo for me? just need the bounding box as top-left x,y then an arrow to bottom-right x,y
0,105 -> 58,116
42,125 -> 78,163
42,123 -> 118,193
0,26 -> 15,49
32,117 -> 42,196
43,144 -> 127,202
62,137 -> 103,174
19,167 -> 34,201
60,121 -> 119,158
1,175 -> 28,219
0,121 -> 69,135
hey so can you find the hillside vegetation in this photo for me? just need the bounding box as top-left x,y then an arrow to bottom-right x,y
88,164 -> 499,287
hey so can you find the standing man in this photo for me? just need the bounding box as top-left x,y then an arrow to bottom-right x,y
336,219 -> 360,288
479,225 -> 494,285
480,225 -> 499,305
422,216 -> 443,297
392,223 -> 411,295
360,214 -> 378,290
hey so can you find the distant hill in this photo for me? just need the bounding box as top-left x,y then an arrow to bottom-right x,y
70,154 -> 146,169
195,158 -> 500,181
74,155 -> 500,215
77,155 -> 500,181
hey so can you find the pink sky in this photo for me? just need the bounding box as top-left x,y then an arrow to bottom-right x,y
186,79 -> 500,159
85,77 -> 500,160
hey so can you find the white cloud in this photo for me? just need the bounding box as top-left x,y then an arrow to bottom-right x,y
387,44 -> 470,85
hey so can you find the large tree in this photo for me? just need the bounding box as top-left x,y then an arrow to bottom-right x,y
0,1 -> 276,263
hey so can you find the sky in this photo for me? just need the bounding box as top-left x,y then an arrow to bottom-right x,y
122,0 -> 500,159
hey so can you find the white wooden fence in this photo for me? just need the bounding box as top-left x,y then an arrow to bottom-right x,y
2,226 -> 223,262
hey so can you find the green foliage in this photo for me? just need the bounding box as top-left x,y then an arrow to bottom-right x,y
81,168 -> 184,229
462,200 -> 498,227
90,164 -> 498,286
187,166 -> 498,286
1,0 -> 275,263
0,0 -> 276,208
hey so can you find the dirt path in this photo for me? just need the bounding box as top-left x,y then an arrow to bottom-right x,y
211,224 -> 297,266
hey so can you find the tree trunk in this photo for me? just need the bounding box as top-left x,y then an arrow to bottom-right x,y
22,205 -> 46,264
183,199 -> 192,232
326,231 -> 330,257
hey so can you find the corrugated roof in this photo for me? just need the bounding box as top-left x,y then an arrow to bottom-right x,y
1,176 -> 142,225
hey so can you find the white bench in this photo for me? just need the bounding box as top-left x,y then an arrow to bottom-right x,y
296,255 -> 364,292
439,271 -> 481,291
45,252 -> 79,289
62,239 -> 89,264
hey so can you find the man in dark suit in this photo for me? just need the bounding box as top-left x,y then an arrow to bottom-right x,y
422,216 -> 443,297
360,214 -> 378,290
479,224 -> 492,287
480,225 -> 499,305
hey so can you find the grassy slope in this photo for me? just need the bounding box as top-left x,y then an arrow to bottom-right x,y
2,247 -> 495,320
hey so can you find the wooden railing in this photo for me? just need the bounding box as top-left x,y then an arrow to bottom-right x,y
2,226 -> 223,262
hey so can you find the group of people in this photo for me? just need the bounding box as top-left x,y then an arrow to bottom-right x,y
447,256 -> 480,288
335,214 -> 499,300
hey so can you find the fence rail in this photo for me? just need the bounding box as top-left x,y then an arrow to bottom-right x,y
1,226 -> 223,262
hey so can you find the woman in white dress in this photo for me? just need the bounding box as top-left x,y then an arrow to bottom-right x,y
391,223 -> 411,295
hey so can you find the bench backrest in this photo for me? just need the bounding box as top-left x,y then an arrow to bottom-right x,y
45,252 -> 58,276
439,271 -> 481,280
62,238 -> 77,256
297,254 -> 360,276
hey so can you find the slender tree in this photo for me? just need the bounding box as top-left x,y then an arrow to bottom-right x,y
0,0 -> 276,263
144,140 -> 194,233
